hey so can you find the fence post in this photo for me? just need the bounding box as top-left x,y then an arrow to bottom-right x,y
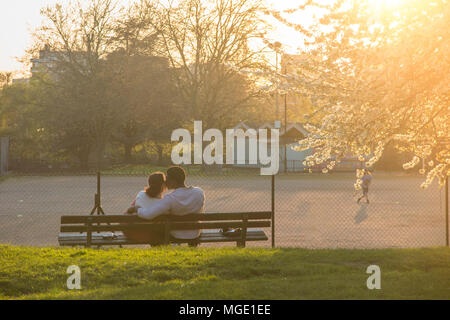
97,171 -> 101,214
271,174 -> 275,248
445,175 -> 449,247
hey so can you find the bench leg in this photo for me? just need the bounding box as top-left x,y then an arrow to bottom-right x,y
237,241 -> 245,248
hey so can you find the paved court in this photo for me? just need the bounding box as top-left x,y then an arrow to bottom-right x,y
0,173 -> 446,248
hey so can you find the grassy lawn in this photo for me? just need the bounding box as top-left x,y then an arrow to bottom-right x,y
99,165 -> 422,179
6,163 -> 423,180
0,245 -> 449,300
101,164 -> 263,176
101,164 -> 173,175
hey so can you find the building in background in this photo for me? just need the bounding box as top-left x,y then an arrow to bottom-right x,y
30,45 -> 65,76
230,121 -> 362,172
230,121 -> 311,172
30,45 -> 91,79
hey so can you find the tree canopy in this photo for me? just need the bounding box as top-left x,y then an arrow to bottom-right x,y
1,0 -> 448,184
270,0 -> 449,187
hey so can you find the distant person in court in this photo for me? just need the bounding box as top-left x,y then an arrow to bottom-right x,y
357,169 -> 372,204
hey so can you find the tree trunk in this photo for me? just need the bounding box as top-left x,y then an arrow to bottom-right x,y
156,144 -> 163,165
78,148 -> 90,170
95,142 -> 105,170
124,143 -> 133,163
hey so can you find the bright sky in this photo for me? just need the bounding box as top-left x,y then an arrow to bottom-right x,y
0,0 -> 132,73
0,0 -> 62,72
1,0 -> 387,75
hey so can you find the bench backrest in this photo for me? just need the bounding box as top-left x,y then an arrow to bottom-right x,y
60,212 -> 272,247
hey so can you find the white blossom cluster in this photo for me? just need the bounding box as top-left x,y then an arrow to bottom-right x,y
294,100 -> 449,189
268,0 -> 450,190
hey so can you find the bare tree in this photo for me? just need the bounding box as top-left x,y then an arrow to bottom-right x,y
31,0 -> 120,168
145,0 -> 270,128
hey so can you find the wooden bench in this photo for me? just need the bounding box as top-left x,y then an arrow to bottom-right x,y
58,212 -> 272,248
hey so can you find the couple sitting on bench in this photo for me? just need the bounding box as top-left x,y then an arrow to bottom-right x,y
125,166 -> 205,245
58,165 -> 270,247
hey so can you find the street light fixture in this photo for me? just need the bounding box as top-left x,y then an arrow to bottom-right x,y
269,41 -> 282,121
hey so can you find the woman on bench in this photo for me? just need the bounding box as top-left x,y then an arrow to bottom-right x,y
127,166 -> 205,244
124,172 -> 167,245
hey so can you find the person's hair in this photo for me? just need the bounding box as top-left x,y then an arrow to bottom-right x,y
167,166 -> 186,186
145,172 -> 166,198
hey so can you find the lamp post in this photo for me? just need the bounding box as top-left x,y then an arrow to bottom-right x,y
275,51 -> 279,121
284,91 -> 287,173
284,63 -> 288,173
269,41 -> 282,121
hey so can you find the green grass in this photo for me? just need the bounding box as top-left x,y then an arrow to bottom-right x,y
0,245 -> 449,300
100,164 -> 424,179
101,164 -> 171,175
101,164 -> 262,177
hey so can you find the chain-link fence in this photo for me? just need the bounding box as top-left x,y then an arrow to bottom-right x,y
274,174 -> 447,248
0,166 -> 448,248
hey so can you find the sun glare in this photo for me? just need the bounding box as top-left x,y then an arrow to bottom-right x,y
367,0 -> 409,10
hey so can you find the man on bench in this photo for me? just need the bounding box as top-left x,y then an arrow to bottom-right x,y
127,166 -> 205,245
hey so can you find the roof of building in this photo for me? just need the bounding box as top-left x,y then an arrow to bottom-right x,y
232,121 -> 309,137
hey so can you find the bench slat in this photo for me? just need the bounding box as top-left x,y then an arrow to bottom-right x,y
60,212 -> 272,224
60,221 -> 271,233
58,230 -> 268,246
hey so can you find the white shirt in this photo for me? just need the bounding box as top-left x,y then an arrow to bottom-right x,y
137,186 -> 205,239
135,190 -> 162,209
